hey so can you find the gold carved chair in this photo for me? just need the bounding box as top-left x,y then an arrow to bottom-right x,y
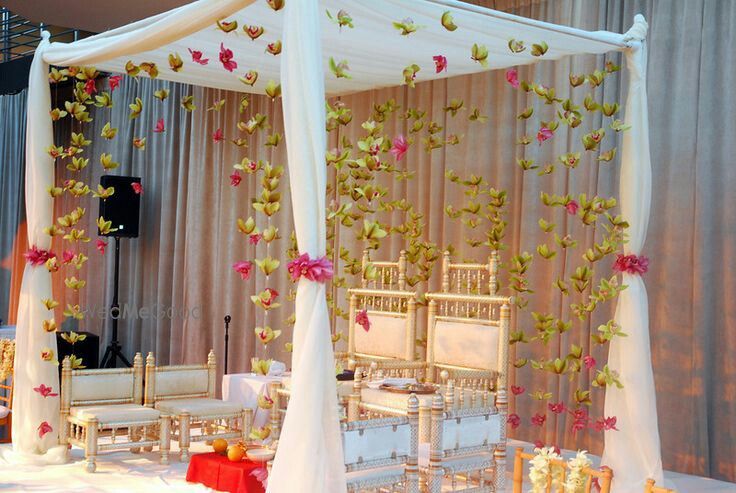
512,447 -> 613,493
343,394 -> 420,493
441,250 -> 499,295
144,350 -> 251,461
644,479 -> 675,493
60,353 -> 170,472
362,248 -> 408,290
0,339 -> 14,444
423,393 -> 505,493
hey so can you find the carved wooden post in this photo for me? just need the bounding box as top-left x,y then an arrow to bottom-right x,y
489,251 -> 499,296
441,250 -> 451,292
406,394 -> 419,493
207,349 -> 217,399
348,293 -> 357,364
398,249 -> 408,290
512,447 -> 524,493
132,352 -> 143,404
406,297 -> 417,361
494,302 -> 511,493
428,394 -> 445,493
361,249 -> 370,288
242,408 -> 253,442
426,300 -> 437,382
144,352 -> 155,407
159,414 -> 171,465
85,417 -> 98,473
179,412 -> 191,462
59,356 -> 72,450
269,381 -> 282,439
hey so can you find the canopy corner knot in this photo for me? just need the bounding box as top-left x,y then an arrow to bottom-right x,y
623,14 -> 648,42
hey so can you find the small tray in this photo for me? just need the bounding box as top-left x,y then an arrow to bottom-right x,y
378,383 -> 438,394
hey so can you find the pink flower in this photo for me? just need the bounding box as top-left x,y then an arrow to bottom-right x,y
154,118 -> 165,133
583,355 -> 596,370
109,75 -> 122,92
533,439 -> 544,449
594,416 -> 619,432
433,55 -> 447,73
565,200 -> 579,215
38,421 -> 53,438
287,253 -> 334,283
96,239 -> 108,255
24,246 -> 55,266
233,260 -> 253,280
131,182 -> 143,195
249,234 -> 262,245
505,68 -> 519,88
511,385 -> 525,396
250,467 -> 268,489
613,254 -> 649,275
531,413 -> 546,427
213,128 -> 224,143
507,413 -> 521,429
230,171 -> 242,187
188,48 -> 209,65
548,402 -> 565,414
247,160 -> 258,171
537,126 -> 554,144
219,43 -> 237,72
84,79 -> 97,95
569,407 -> 590,434
262,288 -> 279,307
355,309 -> 371,332
62,250 -> 75,264
33,384 -> 58,398
389,134 -> 409,161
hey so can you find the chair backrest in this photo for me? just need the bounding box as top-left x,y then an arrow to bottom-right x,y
342,393 -> 419,481
644,479 -> 675,493
348,288 -> 417,362
512,447 -> 613,493
144,350 -> 216,405
362,249 -> 408,290
425,292 -> 511,394
429,394 -> 501,458
0,339 -> 14,410
61,352 -> 143,409
441,250 -> 499,295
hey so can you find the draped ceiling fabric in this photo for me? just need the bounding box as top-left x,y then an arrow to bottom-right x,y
16,0 -> 655,490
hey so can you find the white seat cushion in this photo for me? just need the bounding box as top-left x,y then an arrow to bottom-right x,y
71,404 -> 160,424
0,405 -> 9,419
346,464 -> 405,490
155,398 -> 242,417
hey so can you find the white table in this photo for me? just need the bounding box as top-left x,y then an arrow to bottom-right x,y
222,372 -> 287,428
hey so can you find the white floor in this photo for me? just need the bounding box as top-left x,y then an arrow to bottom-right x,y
0,440 -> 734,492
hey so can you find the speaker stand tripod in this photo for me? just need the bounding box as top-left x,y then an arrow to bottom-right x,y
100,237 -> 131,368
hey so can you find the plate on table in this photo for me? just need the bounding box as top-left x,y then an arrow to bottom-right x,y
379,383 -> 438,394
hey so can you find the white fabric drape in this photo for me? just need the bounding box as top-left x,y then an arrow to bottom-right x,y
12,0 -> 256,458
266,1 -> 345,492
602,15 -> 663,492
11,33 -> 67,461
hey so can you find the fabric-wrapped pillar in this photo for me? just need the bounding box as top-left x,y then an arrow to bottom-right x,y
267,0 -> 346,492
602,15 -> 663,492
12,33 -> 67,460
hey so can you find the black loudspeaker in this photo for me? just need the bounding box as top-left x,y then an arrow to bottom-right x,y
98,175 -> 141,238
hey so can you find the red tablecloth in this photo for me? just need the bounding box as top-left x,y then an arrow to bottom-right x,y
186,452 -> 267,493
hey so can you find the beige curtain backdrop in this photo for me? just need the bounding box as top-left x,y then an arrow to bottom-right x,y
1,0 -> 734,483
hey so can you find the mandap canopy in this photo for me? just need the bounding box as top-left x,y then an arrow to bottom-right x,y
15,0 -> 659,491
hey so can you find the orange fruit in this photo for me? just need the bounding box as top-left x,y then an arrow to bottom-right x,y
212,438 -> 228,455
227,444 -> 245,462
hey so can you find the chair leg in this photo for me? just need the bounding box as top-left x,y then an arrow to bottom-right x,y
159,415 -> 171,465
494,443 -> 506,492
179,412 -> 191,462
130,426 -> 141,453
85,419 -> 98,473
